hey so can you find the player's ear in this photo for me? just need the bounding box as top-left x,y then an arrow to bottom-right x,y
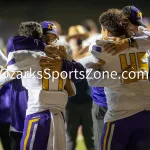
107,31 -> 112,37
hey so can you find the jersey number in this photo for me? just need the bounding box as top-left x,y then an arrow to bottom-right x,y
41,67 -> 63,91
119,52 -> 148,83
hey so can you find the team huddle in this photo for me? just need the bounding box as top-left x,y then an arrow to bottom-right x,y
0,4 -> 150,150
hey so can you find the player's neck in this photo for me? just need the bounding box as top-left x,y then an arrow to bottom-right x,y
108,34 -> 127,39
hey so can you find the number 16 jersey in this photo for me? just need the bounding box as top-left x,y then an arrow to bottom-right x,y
7,50 -> 69,116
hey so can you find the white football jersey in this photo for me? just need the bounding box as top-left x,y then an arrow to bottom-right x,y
133,26 -> 150,50
86,40 -> 150,122
7,50 -> 71,115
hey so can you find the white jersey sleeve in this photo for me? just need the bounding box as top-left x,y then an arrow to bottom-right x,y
78,54 -> 121,87
7,50 -> 45,72
89,39 -> 114,60
87,68 -> 121,87
133,26 -> 150,50
77,55 -> 99,68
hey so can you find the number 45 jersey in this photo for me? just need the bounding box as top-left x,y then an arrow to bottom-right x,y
7,50 -> 73,116
89,39 -> 150,122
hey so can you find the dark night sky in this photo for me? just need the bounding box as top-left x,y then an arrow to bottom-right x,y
0,0 -> 150,42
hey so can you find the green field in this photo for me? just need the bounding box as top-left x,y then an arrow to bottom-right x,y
76,134 -> 86,150
0,141 -> 2,150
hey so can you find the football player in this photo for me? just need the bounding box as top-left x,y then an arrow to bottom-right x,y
40,21 -> 86,84
1,21 -> 76,150
102,6 -> 150,55
83,9 -> 150,150
41,21 -> 72,61
87,6 -> 150,150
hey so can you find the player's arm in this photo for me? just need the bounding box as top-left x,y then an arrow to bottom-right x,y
43,45 -> 86,83
61,59 -> 86,83
0,66 -> 19,88
80,58 -> 121,87
0,50 -> 17,87
64,78 -> 76,96
87,68 -> 121,87
81,45 -> 122,87
44,45 -> 73,61
132,26 -> 150,50
102,26 -> 150,55
73,46 -> 90,61
7,50 -> 43,72
0,50 -> 42,87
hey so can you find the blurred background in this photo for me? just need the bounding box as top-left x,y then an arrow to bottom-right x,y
0,0 -> 150,43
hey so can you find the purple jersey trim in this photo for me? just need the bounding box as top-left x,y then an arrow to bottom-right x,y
92,45 -> 101,52
7,58 -> 16,66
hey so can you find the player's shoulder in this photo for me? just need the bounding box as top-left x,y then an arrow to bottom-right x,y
89,40 -> 103,60
90,38 -> 114,53
77,55 -> 99,68
89,37 -> 110,52
8,50 -> 46,60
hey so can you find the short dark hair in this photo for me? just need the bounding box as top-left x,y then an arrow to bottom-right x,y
18,21 -> 43,38
99,9 -> 128,36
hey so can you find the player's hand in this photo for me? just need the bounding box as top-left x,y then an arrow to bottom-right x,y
85,59 -> 105,70
103,38 -> 129,55
44,45 -> 67,59
40,56 -> 54,66
40,55 -> 63,72
73,46 -> 90,61
49,56 -> 62,73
